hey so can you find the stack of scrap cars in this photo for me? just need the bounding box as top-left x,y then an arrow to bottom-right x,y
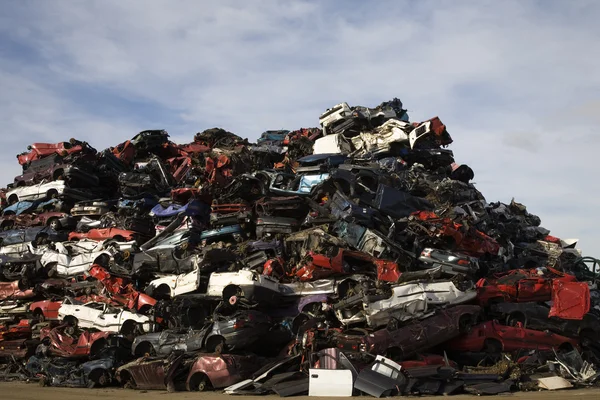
0,100 -> 599,396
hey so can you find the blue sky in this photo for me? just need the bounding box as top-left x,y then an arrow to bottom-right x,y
0,0 -> 599,255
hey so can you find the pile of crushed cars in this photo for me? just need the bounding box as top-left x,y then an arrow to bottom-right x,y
0,98 -> 599,396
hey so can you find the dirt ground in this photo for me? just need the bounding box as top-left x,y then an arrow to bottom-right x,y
1,382 -> 599,400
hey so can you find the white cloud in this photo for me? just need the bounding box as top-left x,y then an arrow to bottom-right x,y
0,0 -> 599,256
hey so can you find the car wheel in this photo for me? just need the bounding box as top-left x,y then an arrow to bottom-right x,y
47,189 -> 58,199
64,316 -> 78,330
34,309 -> 46,323
47,217 -> 61,231
197,375 -> 210,392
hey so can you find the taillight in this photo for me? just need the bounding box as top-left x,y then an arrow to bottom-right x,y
458,260 -> 469,265
233,319 -> 246,329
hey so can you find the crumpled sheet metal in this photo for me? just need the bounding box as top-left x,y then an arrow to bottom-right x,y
1,97 -> 600,397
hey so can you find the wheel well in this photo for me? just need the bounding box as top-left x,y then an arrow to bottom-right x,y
133,341 -> 155,357
559,342 -> 575,353
507,311 -> 527,326
8,194 -> 18,203
205,335 -> 225,352
188,372 -> 212,391
138,304 -> 152,315
113,235 -> 125,242
119,370 -> 134,387
46,217 -> 60,227
93,254 -> 110,267
53,169 -> 64,180
47,189 -> 58,197
153,284 -> 172,300
64,315 -> 78,325
222,285 -> 242,301
87,368 -> 104,384
483,338 -> 503,352
120,319 -> 137,334
90,338 -> 107,356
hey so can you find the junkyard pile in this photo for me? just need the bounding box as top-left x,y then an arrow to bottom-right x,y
0,99 -> 599,397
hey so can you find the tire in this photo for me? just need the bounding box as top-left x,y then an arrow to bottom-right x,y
483,338 -> 502,353
134,342 -> 156,358
90,338 -> 108,358
189,373 -> 211,392
47,189 -> 58,199
45,262 -> 58,278
34,309 -> 46,323
120,320 -> 137,336
222,285 -> 243,304
47,217 -> 61,231
64,316 -> 78,329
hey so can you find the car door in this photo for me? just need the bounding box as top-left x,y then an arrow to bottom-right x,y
75,302 -> 103,329
95,304 -> 121,332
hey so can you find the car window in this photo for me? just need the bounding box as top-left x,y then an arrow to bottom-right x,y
86,302 -> 105,310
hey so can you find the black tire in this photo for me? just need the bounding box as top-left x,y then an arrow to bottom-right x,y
189,373 -> 211,392
34,309 -> 46,323
45,262 -> 58,278
222,285 -> 242,303
64,316 -> 78,329
90,338 -> 108,357
120,320 -> 137,336
47,189 -> 58,199
47,217 -> 61,231
483,338 -> 502,353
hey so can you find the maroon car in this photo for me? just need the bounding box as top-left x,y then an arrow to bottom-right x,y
447,320 -> 580,353
335,305 -> 481,359
186,354 -> 263,391
0,280 -> 35,301
0,211 -> 75,231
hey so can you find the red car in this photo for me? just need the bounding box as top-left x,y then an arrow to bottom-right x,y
447,320 -> 579,353
88,265 -> 156,313
477,267 -> 578,305
179,142 -> 210,156
39,324 -> 112,358
410,211 -> 500,257
112,140 -> 136,165
0,319 -> 34,340
68,228 -> 138,242
294,249 -> 400,282
17,140 -> 89,165
167,157 -> 193,183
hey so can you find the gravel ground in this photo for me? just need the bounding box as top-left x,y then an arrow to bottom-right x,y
1,382 -> 600,400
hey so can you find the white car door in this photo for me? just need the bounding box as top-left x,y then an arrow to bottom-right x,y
77,302 -> 104,329
93,304 -> 121,332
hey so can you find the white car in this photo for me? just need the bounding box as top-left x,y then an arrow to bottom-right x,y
6,180 -> 90,204
58,297 -> 154,334
319,102 -> 353,135
40,240 -> 115,277
335,280 -> 477,328
146,267 -> 281,303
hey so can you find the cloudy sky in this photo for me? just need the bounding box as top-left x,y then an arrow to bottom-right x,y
1,1 -> 599,255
